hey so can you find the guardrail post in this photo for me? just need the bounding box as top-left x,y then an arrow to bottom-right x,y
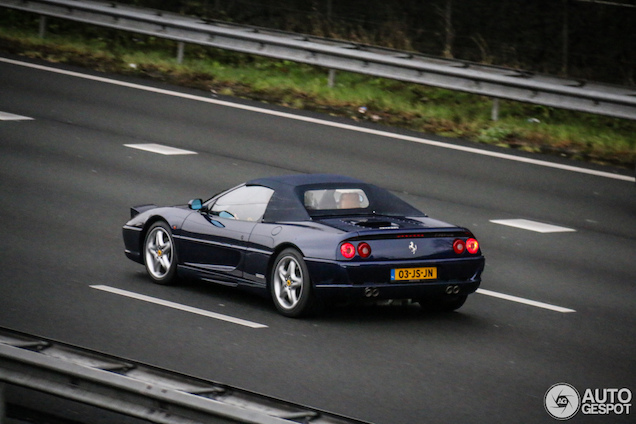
491,98 -> 500,121
328,69 -> 336,88
38,15 -> 47,39
176,41 -> 185,64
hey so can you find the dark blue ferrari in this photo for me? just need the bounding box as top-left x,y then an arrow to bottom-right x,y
122,174 -> 485,317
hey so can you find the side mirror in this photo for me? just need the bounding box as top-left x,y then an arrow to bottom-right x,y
188,199 -> 203,210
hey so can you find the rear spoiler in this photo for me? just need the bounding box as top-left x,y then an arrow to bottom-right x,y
130,204 -> 157,219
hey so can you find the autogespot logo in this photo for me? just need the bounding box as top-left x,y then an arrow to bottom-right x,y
545,383 -> 633,420
545,383 -> 581,420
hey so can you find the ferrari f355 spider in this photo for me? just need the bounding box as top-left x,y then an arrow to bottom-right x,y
122,174 -> 485,317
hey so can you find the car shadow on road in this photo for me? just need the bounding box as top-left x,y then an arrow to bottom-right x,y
128,271 -> 488,328
317,300 -> 485,324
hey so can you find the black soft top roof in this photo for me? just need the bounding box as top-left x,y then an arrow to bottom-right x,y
247,174 -> 424,222
247,173 -> 363,190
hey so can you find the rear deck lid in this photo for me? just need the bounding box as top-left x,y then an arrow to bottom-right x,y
318,216 -> 479,261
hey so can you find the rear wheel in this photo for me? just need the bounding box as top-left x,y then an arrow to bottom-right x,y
270,249 -> 314,317
143,221 -> 178,285
418,294 -> 467,312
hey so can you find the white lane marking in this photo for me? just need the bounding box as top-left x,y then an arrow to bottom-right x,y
490,219 -> 576,233
2,57 -> 633,183
90,285 -> 268,328
477,288 -> 576,313
124,143 -> 197,155
0,111 -> 33,121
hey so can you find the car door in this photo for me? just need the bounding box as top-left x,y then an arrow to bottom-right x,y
179,185 -> 274,283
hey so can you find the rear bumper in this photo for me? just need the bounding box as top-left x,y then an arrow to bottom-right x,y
314,280 -> 481,302
306,256 -> 484,301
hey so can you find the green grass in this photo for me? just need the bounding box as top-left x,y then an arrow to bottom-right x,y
1,13 -> 634,168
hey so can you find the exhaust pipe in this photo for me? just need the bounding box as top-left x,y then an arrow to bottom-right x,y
446,285 -> 460,295
364,288 -> 380,298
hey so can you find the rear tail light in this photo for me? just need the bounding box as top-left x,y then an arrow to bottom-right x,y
357,242 -> 371,258
453,238 -> 479,255
453,239 -> 466,254
340,242 -> 372,259
340,242 -> 356,259
466,238 -> 479,254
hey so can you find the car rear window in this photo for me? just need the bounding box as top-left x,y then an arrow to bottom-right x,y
304,188 -> 370,210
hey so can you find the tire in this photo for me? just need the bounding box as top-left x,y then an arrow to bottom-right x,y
270,248 -> 314,317
143,221 -> 178,285
418,294 -> 467,312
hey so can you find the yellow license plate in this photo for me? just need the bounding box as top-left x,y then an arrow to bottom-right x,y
391,267 -> 437,281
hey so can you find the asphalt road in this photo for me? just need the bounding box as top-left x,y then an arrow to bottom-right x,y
1,54 -> 635,424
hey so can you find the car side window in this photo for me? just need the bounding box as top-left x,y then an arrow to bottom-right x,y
210,186 -> 274,222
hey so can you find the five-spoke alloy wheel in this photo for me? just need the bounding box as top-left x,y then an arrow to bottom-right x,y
270,248 -> 314,317
144,221 -> 177,285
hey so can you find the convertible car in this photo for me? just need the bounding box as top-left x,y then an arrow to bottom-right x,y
122,174 -> 485,317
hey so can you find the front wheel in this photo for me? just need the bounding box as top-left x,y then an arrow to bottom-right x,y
270,249 -> 314,317
143,221 -> 178,285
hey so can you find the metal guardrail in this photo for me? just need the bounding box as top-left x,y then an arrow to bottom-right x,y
0,328 -> 371,424
1,0 -> 635,120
